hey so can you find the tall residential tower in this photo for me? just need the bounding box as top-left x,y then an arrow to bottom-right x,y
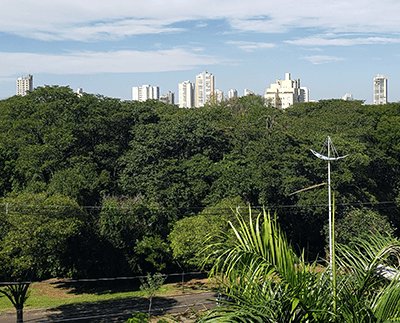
264,73 -> 309,109
373,74 -> 388,105
178,80 -> 195,108
16,74 -> 33,96
132,85 -> 160,102
195,71 -> 214,107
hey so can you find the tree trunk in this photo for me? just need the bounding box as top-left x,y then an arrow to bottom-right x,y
0,283 -> 30,323
15,304 -> 23,323
148,297 -> 152,315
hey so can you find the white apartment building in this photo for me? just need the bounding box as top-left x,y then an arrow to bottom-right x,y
160,91 -> 175,105
132,85 -> 160,102
299,87 -> 310,102
244,89 -> 254,96
178,80 -> 195,108
195,71 -> 214,107
228,89 -> 238,99
215,89 -> 224,102
373,74 -> 388,105
264,73 -> 308,109
342,93 -> 354,101
16,74 -> 33,96
76,88 -> 84,97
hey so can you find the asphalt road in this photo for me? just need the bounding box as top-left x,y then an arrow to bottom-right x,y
0,291 -> 218,323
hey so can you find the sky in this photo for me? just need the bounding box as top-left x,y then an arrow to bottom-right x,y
1,0 -> 399,103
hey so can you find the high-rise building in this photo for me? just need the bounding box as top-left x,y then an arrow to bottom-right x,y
243,89 -> 254,96
342,93 -> 354,101
264,73 -> 308,109
215,89 -> 224,102
299,87 -> 310,102
16,74 -> 33,96
160,91 -> 175,105
132,85 -> 160,101
178,80 -> 195,108
373,74 -> 388,105
228,89 -> 238,99
76,88 -> 84,97
195,71 -> 214,107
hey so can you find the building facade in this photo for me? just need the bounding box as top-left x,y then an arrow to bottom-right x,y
228,89 -> 238,99
160,91 -> 175,105
76,88 -> 84,97
132,85 -> 160,102
264,73 -> 308,109
342,93 -> 354,101
16,74 -> 33,96
299,87 -> 310,102
373,74 -> 388,105
215,89 -> 224,102
195,71 -> 214,107
243,89 -> 254,96
178,80 -> 195,108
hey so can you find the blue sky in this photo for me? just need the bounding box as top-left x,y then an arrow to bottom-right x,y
1,0 -> 399,103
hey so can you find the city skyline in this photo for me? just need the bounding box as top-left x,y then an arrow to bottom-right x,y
1,0 -> 400,103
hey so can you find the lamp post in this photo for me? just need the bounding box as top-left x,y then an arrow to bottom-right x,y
310,136 -> 348,271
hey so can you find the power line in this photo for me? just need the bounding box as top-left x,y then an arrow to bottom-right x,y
0,271 -> 208,286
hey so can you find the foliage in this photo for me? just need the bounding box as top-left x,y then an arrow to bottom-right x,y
201,208 -> 332,322
3,87 -> 400,275
98,195 -> 173,274
123,314 -> 172,323
169,197 -> 247,269
135,235 -> 170,271
124,312 -> 150,323
0,192 -> 84,322
332,208 -> 394,247
199,207 -> 400,323
0,192 -> 84,280
140,273 -> 166,315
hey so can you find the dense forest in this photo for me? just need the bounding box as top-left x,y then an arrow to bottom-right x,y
0,85 -> 399,281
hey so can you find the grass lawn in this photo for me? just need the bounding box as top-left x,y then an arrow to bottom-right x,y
0,276 -> 212,314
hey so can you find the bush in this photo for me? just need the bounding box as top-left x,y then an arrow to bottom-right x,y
333,208 -> 394,246
124,313 -> 149,323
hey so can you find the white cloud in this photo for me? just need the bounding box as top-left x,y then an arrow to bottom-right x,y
9,19 -> 184,42
226,41 -> 275,52
286,36 -> 400,46
301,55 -> 345,64
0,49 -> 222,77
196,23 -> 208,28
2,0 -> 400,41
192,47 -> 206,52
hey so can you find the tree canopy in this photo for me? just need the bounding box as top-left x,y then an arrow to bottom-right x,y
1,86 -> 400,276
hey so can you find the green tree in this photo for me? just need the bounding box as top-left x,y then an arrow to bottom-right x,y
119,106 -> 232,210
140,273 -> 166,315
0,192 -> 84,322
169,197 -> 247,269
0,86 -> 143,204
99,195 -> 173,274
332,208 -> 394,247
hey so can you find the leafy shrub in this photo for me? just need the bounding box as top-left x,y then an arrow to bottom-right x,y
333,208 -> 394,246
124,312 -> 149,323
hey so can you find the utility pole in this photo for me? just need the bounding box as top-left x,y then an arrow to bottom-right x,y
310,136 -> 348,271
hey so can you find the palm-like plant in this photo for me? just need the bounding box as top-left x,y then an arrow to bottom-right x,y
199,208 -> 400,323
336,234 -> 400,323
201,209 -> 334,322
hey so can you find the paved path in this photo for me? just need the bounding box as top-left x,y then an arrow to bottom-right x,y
0,291 -> 217,323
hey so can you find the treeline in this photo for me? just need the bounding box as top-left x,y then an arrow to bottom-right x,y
0,85 -> 399,281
